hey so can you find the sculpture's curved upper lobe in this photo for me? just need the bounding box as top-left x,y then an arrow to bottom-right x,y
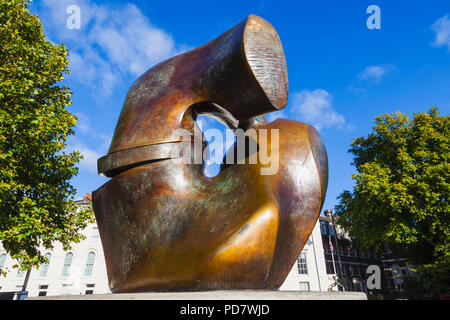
92,15 -> 328,292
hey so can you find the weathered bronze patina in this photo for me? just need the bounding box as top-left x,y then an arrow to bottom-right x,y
93,14 -> 328,292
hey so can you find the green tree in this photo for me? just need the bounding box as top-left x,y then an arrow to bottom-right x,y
0,0 -> 93,275
335,107 -> 449,299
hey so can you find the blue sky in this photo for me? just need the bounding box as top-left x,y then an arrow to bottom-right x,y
29,0 -> 450,214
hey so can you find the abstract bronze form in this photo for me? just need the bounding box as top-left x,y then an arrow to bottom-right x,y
92,14 -> 328,292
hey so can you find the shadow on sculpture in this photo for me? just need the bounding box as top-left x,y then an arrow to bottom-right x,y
92,14 -> 328,293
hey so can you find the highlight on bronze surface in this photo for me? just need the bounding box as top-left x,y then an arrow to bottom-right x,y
92,14 -> 328,292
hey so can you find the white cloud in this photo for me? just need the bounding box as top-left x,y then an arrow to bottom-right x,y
40,0 -> 185,97
91,4 -> 176,75
77,145 -> 101,174
357,64 -> 394,83
66,138 -> 101,174
68,48 -> 117,97
268,89 -> 346,132
431,14 -> 450,50
64,113 -> 111,175
291,90 -> 345,131
74,112 -> 111,151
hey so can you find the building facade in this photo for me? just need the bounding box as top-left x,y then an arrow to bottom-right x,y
380,250 -> 415,298
318,210 -> 418,298
0,195 -> 110,298
319,212 -> 383,293
279,219 -> 332,292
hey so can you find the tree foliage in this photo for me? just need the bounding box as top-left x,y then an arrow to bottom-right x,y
0,0 -> 93,273
335,107 -> 449,298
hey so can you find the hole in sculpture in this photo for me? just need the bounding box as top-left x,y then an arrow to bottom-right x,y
189,101 -> 260,178
195,114 -> 236,178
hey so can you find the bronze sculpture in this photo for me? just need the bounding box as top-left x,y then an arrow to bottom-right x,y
92,14 -> 328,292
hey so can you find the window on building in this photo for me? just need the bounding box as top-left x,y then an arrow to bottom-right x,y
299,282 -> 310,291
0,254 -> 6,271
62,252 -> 73,276
84,252 -> 96,276
342,247 -> 348,256
341,264 -> 348,275
349,246 -> 355,256
352,266 -> 357,275
39,253 -> 51,277
353,280 -> 362,292
320,221 -> 329,235
320,221 -> 335,236
328,224 -> 334,236
326,261 -> 335,274
38,285 -> 48,296
85,284 -> 95,295
89,227 -> 100,244
355,265 -> 361,276
297,253 -> 308,275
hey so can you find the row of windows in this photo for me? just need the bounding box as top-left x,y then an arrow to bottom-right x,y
60,283 -> 96,295
320,221 -> 334,236
325,261 -> 367,276
10,283 -> 96,296
60,252 -> 96,277
323,243 -> 380,259
0,252 -> 96,278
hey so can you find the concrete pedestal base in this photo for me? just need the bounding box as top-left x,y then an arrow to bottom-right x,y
28,290 -> 367,300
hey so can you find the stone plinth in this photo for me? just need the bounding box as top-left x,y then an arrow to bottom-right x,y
27,290 -> 367,300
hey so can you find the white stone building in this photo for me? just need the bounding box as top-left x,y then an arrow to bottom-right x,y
0,195 -> 110,298
0,195 -> 331,298
279,220 -> 331,292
